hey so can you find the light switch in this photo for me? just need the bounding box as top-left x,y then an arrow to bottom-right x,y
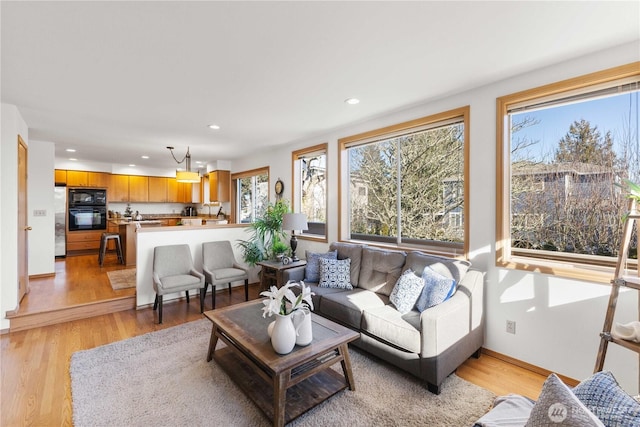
33,209 -> 47,217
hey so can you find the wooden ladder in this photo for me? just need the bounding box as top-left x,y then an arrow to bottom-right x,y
594,198 -> 640,372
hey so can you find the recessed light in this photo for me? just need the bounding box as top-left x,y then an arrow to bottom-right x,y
208,124 -> 220,130
69,158 -> 77,161
141,155 -> 149,159
66,148 -> 76,152
129,164 -> 136,167
345,98 -> 360,105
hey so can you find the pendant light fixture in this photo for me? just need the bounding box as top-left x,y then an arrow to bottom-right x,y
167,146 -> 201,183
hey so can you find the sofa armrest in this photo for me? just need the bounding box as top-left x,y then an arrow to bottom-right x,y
419,269 -> 484,357
282,265 -> 306,283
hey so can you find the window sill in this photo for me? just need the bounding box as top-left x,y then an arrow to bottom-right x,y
497,255 -> 619,285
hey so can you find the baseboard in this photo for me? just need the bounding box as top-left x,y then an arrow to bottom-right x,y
29,272 -> 55,280
481,348 -> 579,387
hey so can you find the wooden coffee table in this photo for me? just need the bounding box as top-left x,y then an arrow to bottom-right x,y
204,300 -> 359,427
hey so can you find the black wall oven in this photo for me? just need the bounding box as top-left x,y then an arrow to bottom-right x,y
68,188 -> 107,231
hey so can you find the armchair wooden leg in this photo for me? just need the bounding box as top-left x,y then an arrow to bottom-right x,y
199,287 -> 205,313
228,283 -> 232,296
244,279 -> 249,301
153,294 -> 158,310
212,283 -> 216,309
185,290 -> 190,303
157,295 -> 163,324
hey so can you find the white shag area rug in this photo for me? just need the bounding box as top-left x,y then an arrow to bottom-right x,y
71,319 -> 494,426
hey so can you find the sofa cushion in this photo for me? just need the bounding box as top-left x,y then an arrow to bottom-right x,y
304,250 -> 337,282
403,251 -> 471,283
305,283 -> 346,312
415,266 -> 457,312
358,247 -> 406,295
572,370 -> 640,426
318,258 -> 353,290
389,269 -> 424,314
329,242 -> 365,287
361,305 -> 421,353
525,374 -> 604,427
320,289 -> 389,329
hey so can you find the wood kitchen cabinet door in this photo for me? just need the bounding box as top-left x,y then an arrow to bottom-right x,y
177,182 -> 192,203
66,170 -> 89,186
209,170 -> 230,202
109,174 -> 129,202
128,176 -> 149,202
148,177 -> 168,202
87,172 -> 110,189
55,169 -> 67,185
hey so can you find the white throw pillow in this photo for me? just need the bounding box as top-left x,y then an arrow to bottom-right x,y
318,258 -> 353,289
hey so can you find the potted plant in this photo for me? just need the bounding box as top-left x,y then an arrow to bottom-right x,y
271,238 -> 289,261
237,199 -> 290,266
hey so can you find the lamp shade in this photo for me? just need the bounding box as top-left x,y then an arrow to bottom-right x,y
282,213 -> 308,231
176,170 -> 200,183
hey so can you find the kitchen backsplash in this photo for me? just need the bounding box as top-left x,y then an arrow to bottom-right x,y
108,202 -> 231,217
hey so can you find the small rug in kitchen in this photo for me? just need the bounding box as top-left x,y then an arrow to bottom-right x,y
107,269 -> 136,290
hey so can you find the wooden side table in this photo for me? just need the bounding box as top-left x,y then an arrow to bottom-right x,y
256,259 -> 307,290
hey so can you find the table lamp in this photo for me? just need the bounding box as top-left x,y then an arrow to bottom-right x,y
282,213 -> 308,261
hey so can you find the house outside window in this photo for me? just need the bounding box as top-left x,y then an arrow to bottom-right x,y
496,63 -> 640,281
292,144 -> 327,240
232,167 -> 269,223
339,107 -> 469,256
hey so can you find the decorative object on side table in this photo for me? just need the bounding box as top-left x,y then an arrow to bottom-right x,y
282,213 -> 308,262
260,281 -> 315,354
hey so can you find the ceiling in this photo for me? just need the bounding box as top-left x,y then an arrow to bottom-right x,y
2,1 -> 639,172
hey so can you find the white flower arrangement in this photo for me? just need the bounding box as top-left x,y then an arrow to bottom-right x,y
260,280 -> 315,317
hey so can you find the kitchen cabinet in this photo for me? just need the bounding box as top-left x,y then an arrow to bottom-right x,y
87,172 -> 110,189
209,170 -> 230,202
67,230 -> 103,252
66,170 -> 89,187
128,176 -> 149,202
55,169 -> 67,185
148,177 -> 168,202
177,182 -> 192,203
109,175 -> 129,202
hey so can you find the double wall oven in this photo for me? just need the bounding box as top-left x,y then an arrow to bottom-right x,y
68,188 -> 107,231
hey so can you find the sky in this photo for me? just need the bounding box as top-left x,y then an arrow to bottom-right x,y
512,91 -> 639,163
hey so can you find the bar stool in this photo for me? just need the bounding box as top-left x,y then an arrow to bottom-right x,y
98,232 -> 124,267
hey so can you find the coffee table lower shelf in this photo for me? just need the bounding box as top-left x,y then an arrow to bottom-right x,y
214,346 -> 349,424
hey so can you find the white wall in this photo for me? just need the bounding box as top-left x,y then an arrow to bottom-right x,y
1,104 -> 29,331
28,140 -> 55,275
232,41 -> 640,393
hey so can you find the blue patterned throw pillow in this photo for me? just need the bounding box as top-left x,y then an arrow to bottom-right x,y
573,371 -> 640,427
304,250 -> 337,282
318,258 -> 352,289
389,269 -> 424,314
525,374 -> 604,427
415,266 -> 456,312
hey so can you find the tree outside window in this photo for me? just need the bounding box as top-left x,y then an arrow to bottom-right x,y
497,63 -> 640,279
341,107 -> 469,255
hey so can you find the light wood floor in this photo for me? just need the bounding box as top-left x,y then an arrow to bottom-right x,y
1,256 -> 547,426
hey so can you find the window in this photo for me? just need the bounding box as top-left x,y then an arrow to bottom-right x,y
496,63 -> 640,281
339,107 -> 469,256
292,143 -> 327,240
232,167 -> 269,223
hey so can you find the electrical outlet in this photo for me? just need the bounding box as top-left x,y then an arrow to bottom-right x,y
506,320 -> 516,334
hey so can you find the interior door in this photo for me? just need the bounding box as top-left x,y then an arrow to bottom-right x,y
18,136 -> 29,302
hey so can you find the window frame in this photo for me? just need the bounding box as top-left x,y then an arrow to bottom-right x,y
291,143 -> 329,243
231,166 -> 270,224
338,106 -> 470,258
496,62 -> 640,283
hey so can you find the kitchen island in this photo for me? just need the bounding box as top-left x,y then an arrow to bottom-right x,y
110,220 -> 163,267
134,223 -> 256,308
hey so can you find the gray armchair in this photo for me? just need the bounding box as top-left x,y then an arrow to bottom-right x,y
152,244 -> 205,324
202,241 -> 249,309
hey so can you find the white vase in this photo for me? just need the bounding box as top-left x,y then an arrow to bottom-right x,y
270,313 -> 297,355
292,308 -> 313,346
